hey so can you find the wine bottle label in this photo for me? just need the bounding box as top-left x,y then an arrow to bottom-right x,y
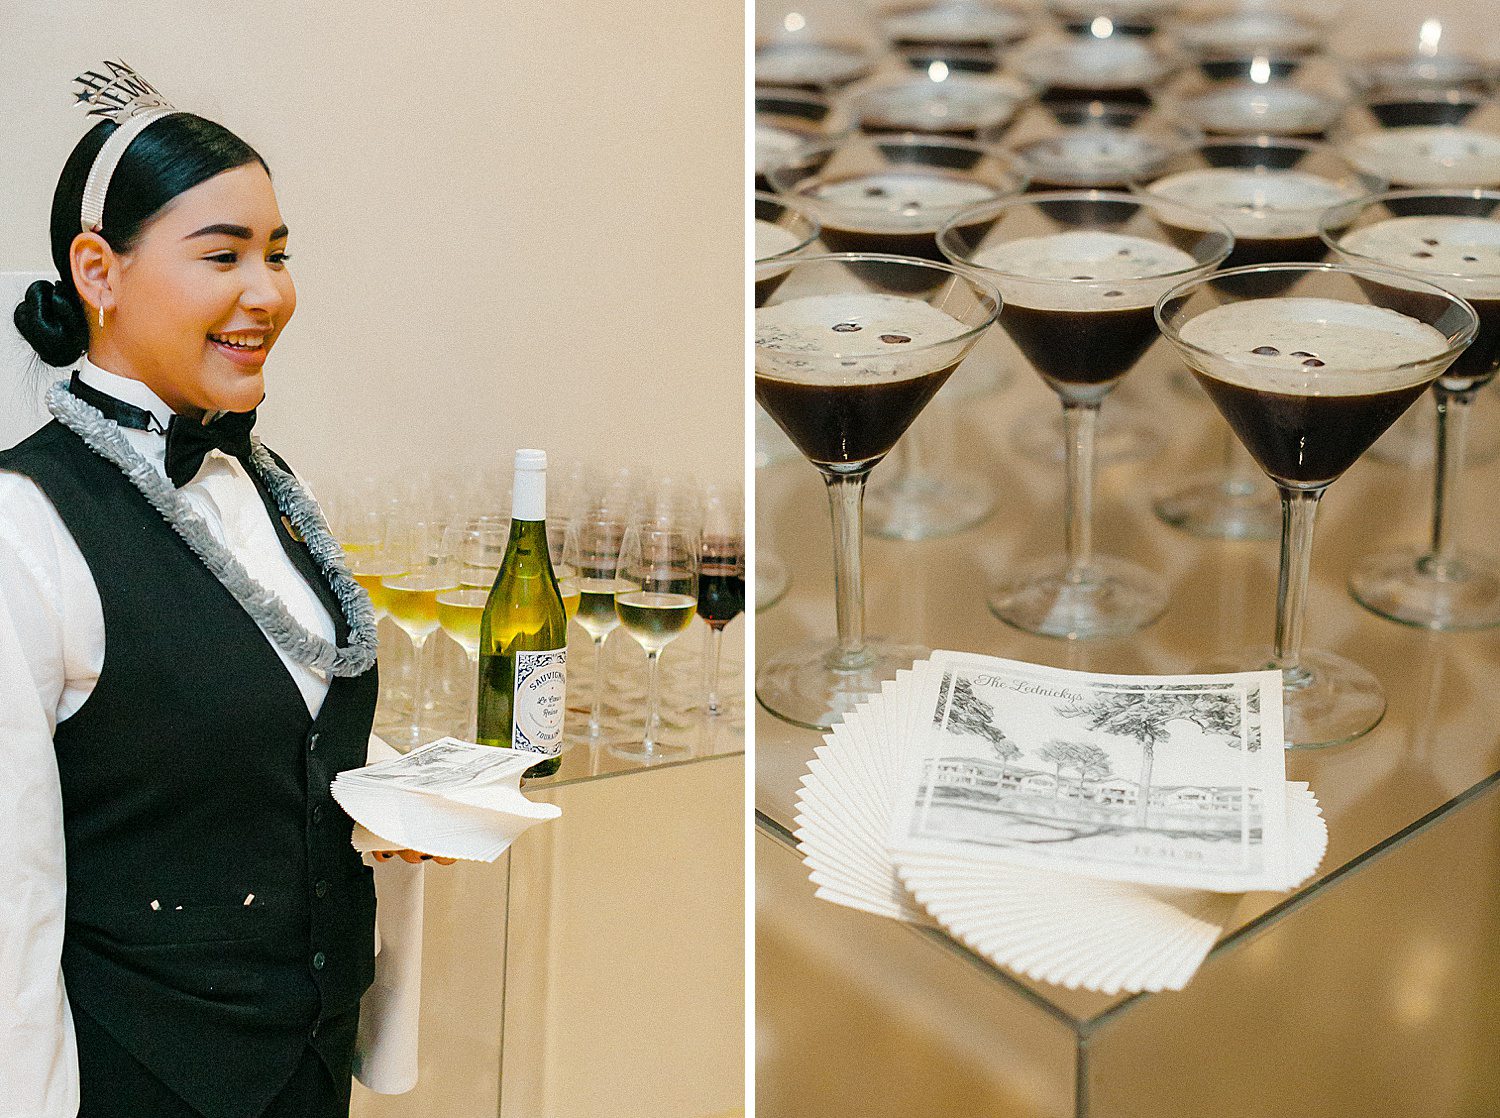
512,647 -> 567,756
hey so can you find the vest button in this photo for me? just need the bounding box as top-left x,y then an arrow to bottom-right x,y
312,804 -> 325,824
312,951 -> 326,971
308,731 -> 320,752
315,879 -> 330,899
311,1021 -> 321,1039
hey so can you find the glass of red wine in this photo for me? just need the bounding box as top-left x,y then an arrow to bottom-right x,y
1156,262 -> 1478,746
699,486 -> 746,717
754,252 -> 1001,729
1323,188 -> 1500,629
940,191 -> 1232,638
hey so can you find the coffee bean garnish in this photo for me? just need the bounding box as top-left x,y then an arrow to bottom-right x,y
1116,248 -> 1131,256
1104,290 -> 1124,297
1413,251 -> 1433,258
1251,345 -> 1280,356
1290,351 -> 1315,358
1422,238 -> 1439,246
1301,358 -> 1325,367
880,333 -> 912,344
864,186 -> 887,197
1072,274 -> 1095,280
832,322 -> 862,332
1464,255 -> 1478,262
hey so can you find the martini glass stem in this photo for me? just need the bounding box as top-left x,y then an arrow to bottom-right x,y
1273,487 -> 1323,689
589,636 -> 607,735
642,649 -> 663,753
1425,386 -> 1475,573
1062,401 -> 1100,583
824,470 -> 874,671
704,624 -> 726,716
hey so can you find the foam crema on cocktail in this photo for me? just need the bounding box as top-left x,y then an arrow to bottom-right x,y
879,0 -> 1034,52
1170,5 -> 1324,60
753,254 -> 1000,729
768,134 -> 1030,292
1007,101 -> 1200,194
755,192 -> 822,308
1339,94 -> 1500,192
847,73 -> 1033,143
1156,262 -> 1478,745
1178,81 -> 1344,141
940,192 -> 1232,638
1015,37 -> 1180,108
1046,0 -> 1182,39
1323,190 -> 1500,629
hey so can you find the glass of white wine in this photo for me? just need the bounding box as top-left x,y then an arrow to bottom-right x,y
436,587 -> 487,737
567,503 -> 631,738
381,519 -> 460,747
613,515 -> 700,760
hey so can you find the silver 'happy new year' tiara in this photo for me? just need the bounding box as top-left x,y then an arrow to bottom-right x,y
72,60 -> 180,234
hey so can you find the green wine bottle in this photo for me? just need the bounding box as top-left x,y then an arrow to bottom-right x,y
476,449 -> 569,776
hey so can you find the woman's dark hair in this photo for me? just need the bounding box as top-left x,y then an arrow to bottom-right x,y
14,113 -> 268,366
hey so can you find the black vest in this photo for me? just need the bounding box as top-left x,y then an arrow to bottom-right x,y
0,422 -> 378,1118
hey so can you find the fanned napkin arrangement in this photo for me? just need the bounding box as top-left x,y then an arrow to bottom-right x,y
334,738 -> 561,862
795,652 -> 1327,993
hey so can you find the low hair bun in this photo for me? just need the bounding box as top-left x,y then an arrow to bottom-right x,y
14,278 -> 88,367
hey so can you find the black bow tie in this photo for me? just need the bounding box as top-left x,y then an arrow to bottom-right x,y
69,373 -> 259,487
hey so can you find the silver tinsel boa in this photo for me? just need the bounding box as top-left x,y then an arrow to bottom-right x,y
47,381 -> 379,678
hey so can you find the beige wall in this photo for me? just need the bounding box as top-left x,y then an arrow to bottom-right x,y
0,1 -> 745,491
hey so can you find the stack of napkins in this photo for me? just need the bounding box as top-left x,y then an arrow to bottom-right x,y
795,652 -> 1327,993
333,738 -> 561,862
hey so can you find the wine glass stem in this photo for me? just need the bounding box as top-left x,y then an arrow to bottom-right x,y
1273,487 -> 1323,689
642,649 -> 663,753
824,470 -> 873,671
589,635 -> 607,735
1062,401 -> 1100,583
409,631 -> 429,744
1426,386 -> 1476,571
704,624 -> 726,716
465,650 -> 479,739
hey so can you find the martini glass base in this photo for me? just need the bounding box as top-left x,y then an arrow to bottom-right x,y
865,470 -> 995,540
1200,646 -> 1386,749
1153,470 -> 1281,540
989,555 -> 1167,640
607,737 -> 692,763
758,638 -> 929,731
1349,547 -> 1500,630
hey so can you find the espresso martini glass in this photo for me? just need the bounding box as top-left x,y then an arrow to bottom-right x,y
1337,90 -> 1500,191
754,253 -> 1001,729
1046,0 -> 1182,39
1004,101 -> 1203,467
1015,34 -> 1182,109
769,133 -> 1028,539
1322,189 -> 1500,629
1134,137 -> 1388,538
755,0 -> 883,94
1171,59 -> 1347,142
755,88 -> 850,195
846,70 -> 1034,143
1168,3 -> 1325,61
1156,262 -> 1478,746
878,0 -> 1035,55
939,191 -> 1233,638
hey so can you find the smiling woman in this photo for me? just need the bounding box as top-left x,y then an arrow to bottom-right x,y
0,70 -> 425,1118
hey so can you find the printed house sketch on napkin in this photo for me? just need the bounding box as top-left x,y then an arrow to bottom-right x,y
889,653 -> 1288,890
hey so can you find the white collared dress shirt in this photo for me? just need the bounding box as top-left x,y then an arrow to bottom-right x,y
0,359 -> 421,1116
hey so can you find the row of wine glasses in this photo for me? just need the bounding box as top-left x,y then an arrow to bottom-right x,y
329,471 -> 745,761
